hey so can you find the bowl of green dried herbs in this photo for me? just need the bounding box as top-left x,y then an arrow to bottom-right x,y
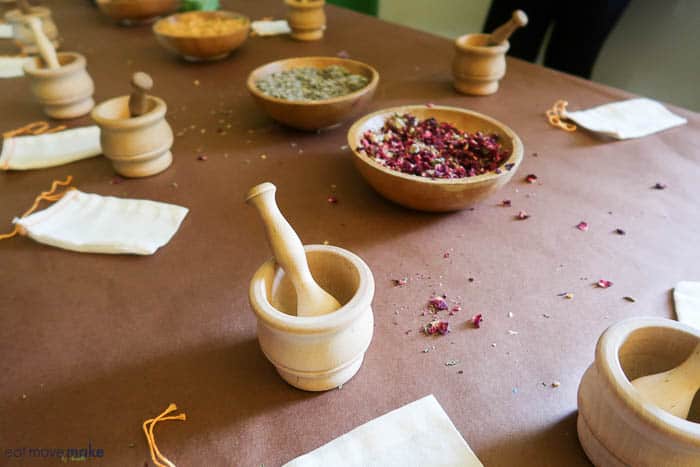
246,56 -> 379,131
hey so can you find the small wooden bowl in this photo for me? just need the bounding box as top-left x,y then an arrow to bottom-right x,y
578,317 -> 700,466
153,11 -> 250,62
347,105 -> 523,212
96,0 -> 178,26
246,56 -> 379,131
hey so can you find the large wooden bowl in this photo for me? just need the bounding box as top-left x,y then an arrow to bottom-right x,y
577,317 -> 700,466
153,11 -> 250,62
246,56 -> 379,131
96,0 -> 179,25
347,105 -> 523,212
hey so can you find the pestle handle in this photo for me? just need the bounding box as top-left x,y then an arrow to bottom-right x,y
26,15 -> 60,70
488,9 -> 528,45
17,0 -> 32,14
246,182 -> 342,317
631,342 -> 700,419
129,71 -> 153,118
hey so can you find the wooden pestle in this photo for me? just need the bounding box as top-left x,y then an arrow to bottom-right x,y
129,72 -> 153,118
632,342 -> 700,419
25,15 -> 59,69
17,0 -> 32,14
246,182 -> 342,317
488,10 -> 528,46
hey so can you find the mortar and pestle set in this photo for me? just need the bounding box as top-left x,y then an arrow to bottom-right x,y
4,0 -> 59,54
246,183 -> 374,391
92,72 -> 174,177
578,317 -> 700,465
285,0 -> 326,42
21,13 -> 94,119
452,10 -> 528,96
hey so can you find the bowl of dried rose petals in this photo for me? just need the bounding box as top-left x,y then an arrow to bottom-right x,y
247,56 -> 379,131
348,105 -> 523,212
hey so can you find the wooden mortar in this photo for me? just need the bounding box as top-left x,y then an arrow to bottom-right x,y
248,244 -> 375,391
577,317 -> 700,466
285,0 -> 325,41
91,72 -> 173,178
23,52 -> 95,119
4,5 -> 59,54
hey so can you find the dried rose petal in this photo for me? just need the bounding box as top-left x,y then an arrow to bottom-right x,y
443,252 -> 450,258
471,313 -> 483,328
436,320 -> 450,335
336,50 -> 350,58
197,155 -> 208,161
501,199 -> 512,207
110,176 -> 125,185
327,196 -> 338,204
516,210 -> 530,220
596,279 -> 613,288
505,163 -> 515,171
576,221 -> 589,231
392,277 -> 408,287
422,319 -> 449,336
428,296 -> 448,312
652,182 -> 667,190
525,174 -> 538,184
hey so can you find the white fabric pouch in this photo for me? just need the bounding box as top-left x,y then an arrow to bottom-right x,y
564,98 -> 687,139
284,395 -> 483,467
674,281 -> 700,330
0,24 -> 13,39
0,56 -> 31,78
251,19 -> 291,36
1,126 -> 102,170
13,189 -> 188,255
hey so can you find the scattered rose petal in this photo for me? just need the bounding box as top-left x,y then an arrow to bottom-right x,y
471,313 -> 483,328
110,176 -> 125,185
445,359 -> 459,367
614,228 -> 626,235
576,221 -> 589,231
425,102 -> 434,108
652,182 -> 667,190
392,277 -> 408,287
197,155 -> 208,161
422,319 -> 449,336
451,305 -> 462,313
501,199 -> 512,207
428,296 -> 449,312
336,50 -> 350,58
505,163 -> 515,171
327,196 -> 338,204
596,279 -> 613,288
516,210 -> 530,220
623,296 -> 636,303
443,252 -> 450,258
525,174 -> 538,184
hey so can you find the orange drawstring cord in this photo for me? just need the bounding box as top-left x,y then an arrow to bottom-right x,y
143,403 -> 187,467
3,121 -> 67,138
0,176 -> 75,240
546,100 -> 577,132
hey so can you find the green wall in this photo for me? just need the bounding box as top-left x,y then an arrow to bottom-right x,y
328,0 -> 378,16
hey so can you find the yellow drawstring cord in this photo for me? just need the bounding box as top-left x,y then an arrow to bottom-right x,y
0,176 -> 75,240
143,403 -> 187,467
546,100 -> 577,132
3,121 -> 67,138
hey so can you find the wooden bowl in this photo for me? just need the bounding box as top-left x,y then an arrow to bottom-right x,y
578,317 -> 700,466
96,0 -> 179,25
246,56 -> 379,131
347,105 -> 523,212
153,11 -> 250,62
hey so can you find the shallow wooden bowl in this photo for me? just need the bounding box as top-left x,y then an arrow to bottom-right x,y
347,105 -> 523,212
246,56 -> 379,131
96,0 -> 178,25
153,11 -> 250,62
577,317 -> 700,466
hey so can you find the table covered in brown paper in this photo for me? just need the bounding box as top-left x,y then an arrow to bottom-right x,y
1,1 -> 699,465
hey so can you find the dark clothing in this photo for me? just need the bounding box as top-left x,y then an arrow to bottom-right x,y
483,0 -> 630,79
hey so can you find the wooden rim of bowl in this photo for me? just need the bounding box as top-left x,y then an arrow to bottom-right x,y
246,56 -> 380,107
249,245 -> 375,335
153,10 -> 251,38
596,317 -> 700,444
347,105 -> 524,186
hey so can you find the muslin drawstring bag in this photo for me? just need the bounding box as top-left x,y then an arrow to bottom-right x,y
0,56 -> 31,78
546,98 -> 687,139
1,177 -> 188,255
1,124 -> 101,170
0,24 -> 13,39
